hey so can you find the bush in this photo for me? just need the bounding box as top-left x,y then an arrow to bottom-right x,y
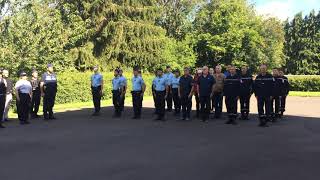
56,71 -> 154,104
55,73 -> 320,104
287,75 -> 320,92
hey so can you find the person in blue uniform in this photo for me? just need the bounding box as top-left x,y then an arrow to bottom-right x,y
152,68 -> 169,121
131,67 -> 146,119
40,64 -> 58,120
118,69 -> 127,113
30,69 -> 41,118
164,66 -> 174,112
0,69 -> 6,128
271,68 -> 282,121
179,67 -> 194,121
239,65 -> 253,120
224,66 -> 241,125
171,69 -> 181,115
112,69 -> 123,117
197,66 -> 216,122
279,70 -> 290,117
254,64 -> 275,127
91,66 -> 104,116
15,72 -> 32,125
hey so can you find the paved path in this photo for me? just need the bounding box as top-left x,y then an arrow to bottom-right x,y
0,97 -> 319,180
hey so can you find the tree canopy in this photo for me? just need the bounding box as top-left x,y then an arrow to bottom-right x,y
0,0 -> 319,74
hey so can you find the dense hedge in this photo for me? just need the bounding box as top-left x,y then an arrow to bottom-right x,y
56,71 -> 154,104
53,73 -> 320,104
287,75 -> 320,92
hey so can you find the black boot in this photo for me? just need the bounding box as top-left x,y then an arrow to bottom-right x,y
0,123 -> 5,128
259,117 -> 268,127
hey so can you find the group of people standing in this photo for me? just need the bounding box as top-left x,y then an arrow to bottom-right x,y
0,64 -> 58,128
103,64 -> 289,127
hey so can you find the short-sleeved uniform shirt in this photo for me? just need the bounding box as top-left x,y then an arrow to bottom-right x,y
42,72 -> 57,91
15,79 -> 32,94
119,76 -> 127,88
198,74 -> 215,97
179,75 -> 193,96
112,77 -> 122,91
91,73 -> 103,87
171,76 -> 180,89
132,76 -> 145,91
163,72 -> 174,86
152,76 -> 167,91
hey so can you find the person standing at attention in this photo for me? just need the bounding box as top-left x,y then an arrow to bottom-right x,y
91,66 -> 104,116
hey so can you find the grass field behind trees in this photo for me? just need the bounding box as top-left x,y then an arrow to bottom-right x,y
0,0 -> 319,75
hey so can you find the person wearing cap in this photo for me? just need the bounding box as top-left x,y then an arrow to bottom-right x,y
91,66 -> 104,116
197,66 -> 216,122
163,66 -> 174,112
112,69 -> 123,117
152,68 -> 169,121
171,69 -> 181,116
212,65 -> 225,119
118,69 -> 127,112
131,67 -> 146,119
179,67 -> 194,121
15,72 -> 32,125
2,69 -> 13,122
0,69 -> 7,128
40,64 -> 58,120
239,65 -> 253,120
223,65 -> 241,125
30,69 -> 41,118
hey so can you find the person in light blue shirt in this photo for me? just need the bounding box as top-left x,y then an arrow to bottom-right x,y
91,66 -> 103,116
163,66 -> 174,112
118,69 -> 127,112
112,69 -> 123,117
171,69 -> 181,115
131,67 -> 146,119
15,72 -> 32,125
152,68 -> 168,121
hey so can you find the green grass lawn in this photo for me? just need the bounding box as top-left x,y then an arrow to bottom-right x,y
289,91 -> 320,97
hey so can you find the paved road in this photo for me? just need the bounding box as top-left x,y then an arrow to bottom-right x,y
1,97 -> 320,180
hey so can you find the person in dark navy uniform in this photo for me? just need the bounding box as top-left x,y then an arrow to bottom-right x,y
271,68 -> 282,121
152,68 -> 169,121
171,69 -> 181,115
0,69 -> 7,128
254,64 -> 275,127
197,66 -> 215,122
224,66 -> 241,125
179,67 -> 194,121
40,64 -> 58,120
131,67 -> 146,119
279,70 -> 290,117
239,65 -> 253,120
30,69 -> 41,118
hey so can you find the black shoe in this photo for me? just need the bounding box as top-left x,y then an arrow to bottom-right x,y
225,120 -> 233,124
231,120 -> 238,125
3,118 -> 9,122
20,121 -> 30,125
49,116 -> 56,120
259,122 -> 268,127
0,124 -> 5,128
132,116 -> 140,119
92,112 -> 100,116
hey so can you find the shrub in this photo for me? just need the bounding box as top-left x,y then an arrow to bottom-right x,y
287,75 -> 320,92
55,71 -> 154,104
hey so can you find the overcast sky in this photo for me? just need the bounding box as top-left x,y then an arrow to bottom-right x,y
250,0 -> 320,20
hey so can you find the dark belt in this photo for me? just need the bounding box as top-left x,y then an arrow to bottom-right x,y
131,91 -> 142,93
